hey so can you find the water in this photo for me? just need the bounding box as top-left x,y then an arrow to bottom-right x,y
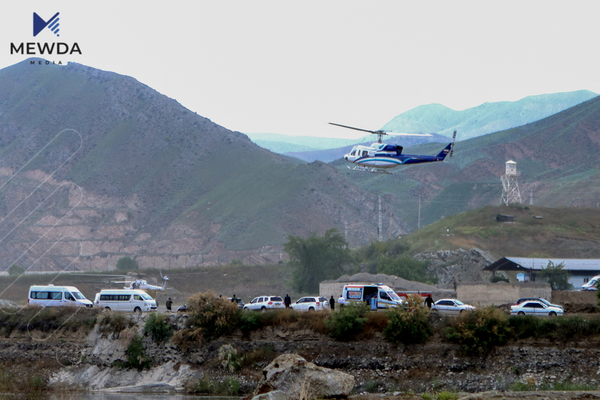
78,395 -> 241,400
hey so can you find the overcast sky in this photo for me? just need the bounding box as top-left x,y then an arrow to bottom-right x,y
2,1 -> 600,139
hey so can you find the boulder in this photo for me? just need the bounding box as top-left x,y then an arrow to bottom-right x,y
253,353 -> 354,399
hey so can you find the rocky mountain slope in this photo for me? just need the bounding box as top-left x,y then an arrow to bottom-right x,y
0,59 -> 408,272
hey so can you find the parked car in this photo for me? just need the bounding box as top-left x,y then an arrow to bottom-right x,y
511,300 -> 563,317
431,299 -> 475,315
243,296 -> 285,311
291,296 -> 329,312
228,297 -> 245,309
515,298 -> 563,311
581,275 -> 600,291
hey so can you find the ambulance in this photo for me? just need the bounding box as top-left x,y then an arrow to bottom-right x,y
341,284 -> 404,309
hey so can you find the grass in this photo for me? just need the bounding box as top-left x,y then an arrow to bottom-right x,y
402,205 -> 600,259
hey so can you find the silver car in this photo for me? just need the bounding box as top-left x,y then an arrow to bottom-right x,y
431,299 -> 476,315
511,300 -> 563,317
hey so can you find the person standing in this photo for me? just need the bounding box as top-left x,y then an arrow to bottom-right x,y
329,295 -> 335,311
284,294 -> 291,309
338,295 -> 346,309
166,297 -> 172,312
424,294 -> 434,309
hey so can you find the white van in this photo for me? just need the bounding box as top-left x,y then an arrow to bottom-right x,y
341,284 -> 404,309
28,285 -> 93,308
95,289 -> 157,312
582,275 -> 600,291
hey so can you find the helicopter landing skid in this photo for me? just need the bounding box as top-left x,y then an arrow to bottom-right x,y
348,165 -> 392,174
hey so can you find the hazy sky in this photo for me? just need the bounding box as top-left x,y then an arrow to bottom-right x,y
2,1 -> 600,139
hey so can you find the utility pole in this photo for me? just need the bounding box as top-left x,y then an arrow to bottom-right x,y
418,195 -> 421,230
529,190 -> 533,206
389,211 -> 393,240
378,195 -> 382,242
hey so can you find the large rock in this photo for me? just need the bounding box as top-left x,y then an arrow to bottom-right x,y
253,353 -> 354,400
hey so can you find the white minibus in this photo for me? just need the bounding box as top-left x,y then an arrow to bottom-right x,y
95,289 -> 157,312
28,285 -> 93,308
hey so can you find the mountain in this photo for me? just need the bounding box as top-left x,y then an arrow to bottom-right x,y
0,59 -> 408,273
336,95 -> 600,231
247,91 -> 597,163
246,133 -> 359,154
381,91 -> 598,140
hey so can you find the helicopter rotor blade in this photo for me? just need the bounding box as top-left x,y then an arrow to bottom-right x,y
330,122 -> 432,137
329,122 -> 382,135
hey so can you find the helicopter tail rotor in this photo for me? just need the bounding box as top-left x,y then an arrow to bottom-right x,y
449,130 -> 457,158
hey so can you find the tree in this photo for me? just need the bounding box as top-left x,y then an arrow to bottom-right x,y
284,229 -> 353,293
537,261 -> 573,290
8,264 -> 25,276
116,256 -> 139,272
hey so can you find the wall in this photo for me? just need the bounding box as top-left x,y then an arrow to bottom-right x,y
552,290 -> 598,305
458,282 -> 551,306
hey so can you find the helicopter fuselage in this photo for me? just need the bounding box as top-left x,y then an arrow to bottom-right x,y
344,142 -> 451,170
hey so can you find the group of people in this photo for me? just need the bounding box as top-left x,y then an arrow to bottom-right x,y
164,292 -> 438,313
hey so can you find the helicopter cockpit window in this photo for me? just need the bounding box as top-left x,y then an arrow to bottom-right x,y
350,149 -> 356,156
362,150 -> 368,157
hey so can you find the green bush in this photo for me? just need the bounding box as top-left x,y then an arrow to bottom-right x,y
239,311 -> 262,338
509,315 -> 600,342
8,264 -> 25,276
144,312 -> 173,343
116,256 -> 139,271
384,306 -> 431,345
445,306 -> 511,356
325,302 -> 369,341
191,376 -> 240,396
126,335 -> 150,371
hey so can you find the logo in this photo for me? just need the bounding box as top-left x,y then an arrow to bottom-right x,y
10,11 -> 82,59
33,12 -> 60,37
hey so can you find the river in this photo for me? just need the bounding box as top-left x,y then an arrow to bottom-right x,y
79,395 -> 241,400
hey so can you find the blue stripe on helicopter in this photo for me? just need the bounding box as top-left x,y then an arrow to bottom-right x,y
356,157 -> 404,165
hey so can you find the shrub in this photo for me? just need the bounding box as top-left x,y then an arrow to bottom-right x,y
218,344 -> 241,372
8,264 -> 25,276
508,315 -> 540,339
116,256 -> 139,271
325,302 -> 369,341
144,312 -> 173,343
445,306 -> 511,356
99,312 -> 133,335
239,311 -> 262,338
384,306 -> 431,345
126,335 -> 150,371
185,290 -> 240,342
191,376 -> 240,396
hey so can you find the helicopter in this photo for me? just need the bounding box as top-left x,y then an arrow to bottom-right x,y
120,275 -> 169,291
330,122 -> 457,174
77,271 -> 170,291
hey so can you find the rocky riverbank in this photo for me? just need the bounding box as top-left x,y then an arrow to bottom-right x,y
1,312 -> 600,398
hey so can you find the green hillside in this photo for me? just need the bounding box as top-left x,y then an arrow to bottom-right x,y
403,205 -> 600,260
